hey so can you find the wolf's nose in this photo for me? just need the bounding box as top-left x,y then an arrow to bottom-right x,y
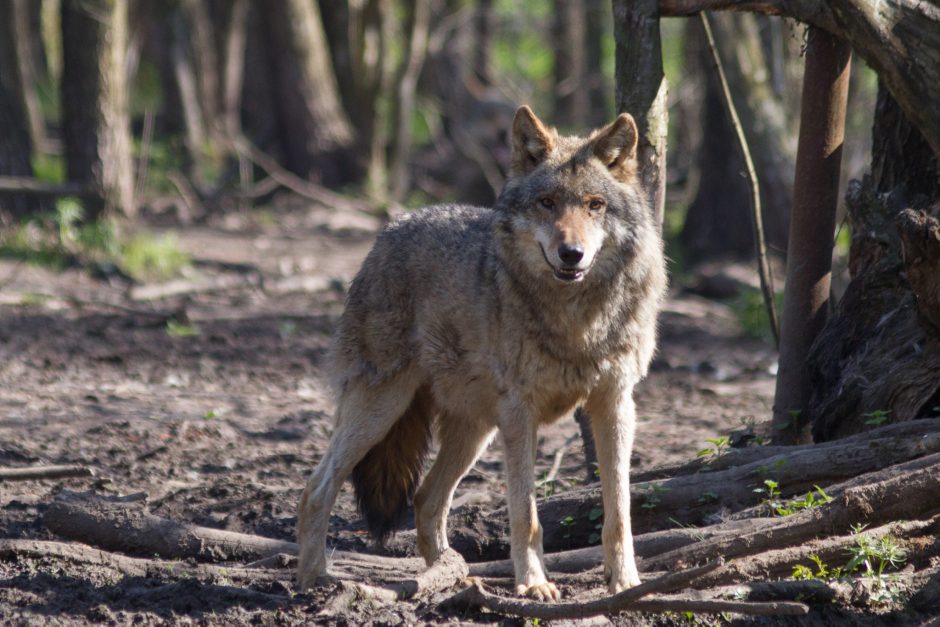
558,244 -> 584,266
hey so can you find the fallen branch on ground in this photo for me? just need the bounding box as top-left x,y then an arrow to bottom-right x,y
0,539 -> 287,582
642,458 -> 940,572
44,491 -> 298,562
446,560 -> 808,619
450,420 -> 940,557
0,464 -> 94,481
693,516 -> 940,588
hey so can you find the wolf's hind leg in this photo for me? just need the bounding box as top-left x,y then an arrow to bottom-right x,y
414,415 -> 495,564
585,377 -> 641,593
296,374 -> 419,590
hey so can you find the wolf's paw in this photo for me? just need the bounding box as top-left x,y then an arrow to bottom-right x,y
606,569 -> 642,594
515,582 -> 560,601
296,556 -> 329,591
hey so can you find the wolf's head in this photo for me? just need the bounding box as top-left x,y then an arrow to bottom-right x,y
494,106 -> 652,285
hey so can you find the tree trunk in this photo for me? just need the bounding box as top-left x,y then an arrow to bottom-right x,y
552,0 -> 589,129
12,0 -> 50,157
261,0 -> 358,187
771,27 -> 851,442
807,84 -> 940,441
584,0 -> 610,127
389,0 -> 433,202
60,0 -> 135,219
680,14 -> 793,261
472,0 -> 494,86
0,0 -> 38,224
181,0 -> 221,139
613,0 -> 668,228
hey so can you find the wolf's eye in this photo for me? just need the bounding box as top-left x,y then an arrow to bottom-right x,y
588,198 -> 606,211
540,197 -> 555,210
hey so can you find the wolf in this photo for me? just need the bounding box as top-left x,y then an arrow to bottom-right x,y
296,106 -> 667,600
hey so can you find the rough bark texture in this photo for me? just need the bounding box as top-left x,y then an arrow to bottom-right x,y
613,0 -> 668,228
807,85 -> 940,442
658,0 -> 940,164
0,0 -> 38,223
60,0 -> 135,219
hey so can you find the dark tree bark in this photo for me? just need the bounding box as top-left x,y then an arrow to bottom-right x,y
472,0 -> 495,86
807,84 -> 940,441
0,0 -> 38,223
680,14 -> 793,261
261,0 -> 358,187
552,0 -> 589,129
584,0 -> 610,127
613,0 -> 668,228
12,0 -> 49,157
60,0 -> 135,219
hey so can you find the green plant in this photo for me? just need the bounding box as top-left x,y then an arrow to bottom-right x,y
845,525 -> 907,577
120,232 -> 190,282
753,479 -> 784,515
166,320 -> 200,338
559,515 -> 575,545
638,483 -> 670,510
774,485 -> 833,517
791,527 -> 907,583
588,507 -> 603,544
863,409 -> 891,426
697,491 -> 719,505
792,553 -> 844,580
697,436 -> 731,461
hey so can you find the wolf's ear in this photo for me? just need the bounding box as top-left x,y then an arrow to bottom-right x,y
593,113 -> 638,180
510,105 -> 555,177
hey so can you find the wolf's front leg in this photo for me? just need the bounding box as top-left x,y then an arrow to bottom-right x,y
499,402 -> 559,601
585,376 -> 641,593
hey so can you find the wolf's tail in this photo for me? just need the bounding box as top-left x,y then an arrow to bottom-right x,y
351,387 -> 433,545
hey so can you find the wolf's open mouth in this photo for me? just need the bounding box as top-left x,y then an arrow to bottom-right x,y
553,268 -> 585,282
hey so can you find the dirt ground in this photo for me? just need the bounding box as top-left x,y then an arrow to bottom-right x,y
0,203 -> 879,625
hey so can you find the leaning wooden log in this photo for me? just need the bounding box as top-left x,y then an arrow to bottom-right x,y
633,419 -> 940,482
44,491 -> 297,562
0,464 -> 94,481
449,420 -> 940,558
642,459 -> 940,571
